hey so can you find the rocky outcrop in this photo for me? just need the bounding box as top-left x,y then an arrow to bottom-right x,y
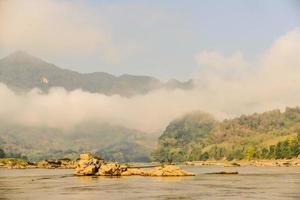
144,165 -> 194,176
74,153 -> 194,177
188,158 -> 300,167
0,158 -> 36,169
121,168 -> 146,176
37,158 -> 77,169
224,162 -> 240,167
74,153 -> 104,176
96,163 -> 127,176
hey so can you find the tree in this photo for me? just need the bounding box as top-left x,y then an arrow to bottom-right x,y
245,146 -> 257,160
290,136 -> 300,157
260,148 -> 269,159
0,148 -> 5,158
268,145 -> 276,159
200,152 -> 209,161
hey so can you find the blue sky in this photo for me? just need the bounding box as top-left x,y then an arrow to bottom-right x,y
1,0 -> 299,80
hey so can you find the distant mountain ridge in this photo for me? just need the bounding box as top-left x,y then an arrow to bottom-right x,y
0,51 -> 193,96
0,122 -> 157,162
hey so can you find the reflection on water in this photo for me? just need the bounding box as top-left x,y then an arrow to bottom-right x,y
0,166 -> 300,200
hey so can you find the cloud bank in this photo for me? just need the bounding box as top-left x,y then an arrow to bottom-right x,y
0,28 -> 299,133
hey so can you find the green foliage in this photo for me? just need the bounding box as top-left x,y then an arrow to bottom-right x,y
200,152 -> 209,160
245,146 -> 257,160
208,146 -> 227,160
152,111 -> 217,163
153,107 -> 300,162
262,134 -> 300,159
0,148 -> 5,158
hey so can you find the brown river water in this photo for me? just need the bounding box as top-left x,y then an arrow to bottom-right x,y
0,166 -> 299,200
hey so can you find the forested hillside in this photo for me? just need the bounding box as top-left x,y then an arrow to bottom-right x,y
0,123 -> 157,162
152,107 -> 300,162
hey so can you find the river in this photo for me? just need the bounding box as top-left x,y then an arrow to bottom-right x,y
0,166 -> 299,199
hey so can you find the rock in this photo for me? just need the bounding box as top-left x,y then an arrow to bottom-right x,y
74,153 -> 104,176
281,161 -> 291,167
37,160 -> 61,169
224,162 -> 240,167
144,165 -> 194,176
59,159 -> 77,169
121,168 -> 146,176
0,158 -> 37,169
82,165 -> 98,175
80,153 -> 93,160
37,159 -> 77,169
74,153 -> 194,177
97,162 -> 125,176
37,160 -> 50,168
185,161 -> 195,166
210,171 -> 238,174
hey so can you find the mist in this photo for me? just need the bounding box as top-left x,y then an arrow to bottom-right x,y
0,28 -> 299,133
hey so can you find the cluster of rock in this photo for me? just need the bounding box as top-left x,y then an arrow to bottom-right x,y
37,158 -> 77,169
75,153 -> 194,177
244,159 -> 300,167
0,158 -> 77,169
186,157 -> 300,167
0,158 -> 36,169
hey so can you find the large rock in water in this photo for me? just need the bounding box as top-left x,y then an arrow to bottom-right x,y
121,168 -> 147,176
96,163 -> 126,176
74,153 -> 194,177
74,153 -> 104,176
145,165 -> 194,176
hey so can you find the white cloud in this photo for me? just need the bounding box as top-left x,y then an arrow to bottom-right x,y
0,20 -> 299,133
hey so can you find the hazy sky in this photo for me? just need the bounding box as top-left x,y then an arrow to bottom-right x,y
0,0 -> 300,80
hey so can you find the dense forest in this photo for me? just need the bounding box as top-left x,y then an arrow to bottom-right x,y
0,148 -> 5,158
152,107 -> 300,162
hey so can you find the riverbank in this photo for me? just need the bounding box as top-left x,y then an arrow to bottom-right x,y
0,158 -> 77,169
185,157 -> 300,167
1,156 -> 300,170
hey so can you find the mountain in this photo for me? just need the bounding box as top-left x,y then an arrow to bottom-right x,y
0,122 -> 157,162
0,51 -> 192,162
0,51 -> 193,96
152,107 -> 300,162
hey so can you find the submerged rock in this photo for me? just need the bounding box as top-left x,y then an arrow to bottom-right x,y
144,165 -> 195,176
224,162 -> 240,167
209,171 -> 238,174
